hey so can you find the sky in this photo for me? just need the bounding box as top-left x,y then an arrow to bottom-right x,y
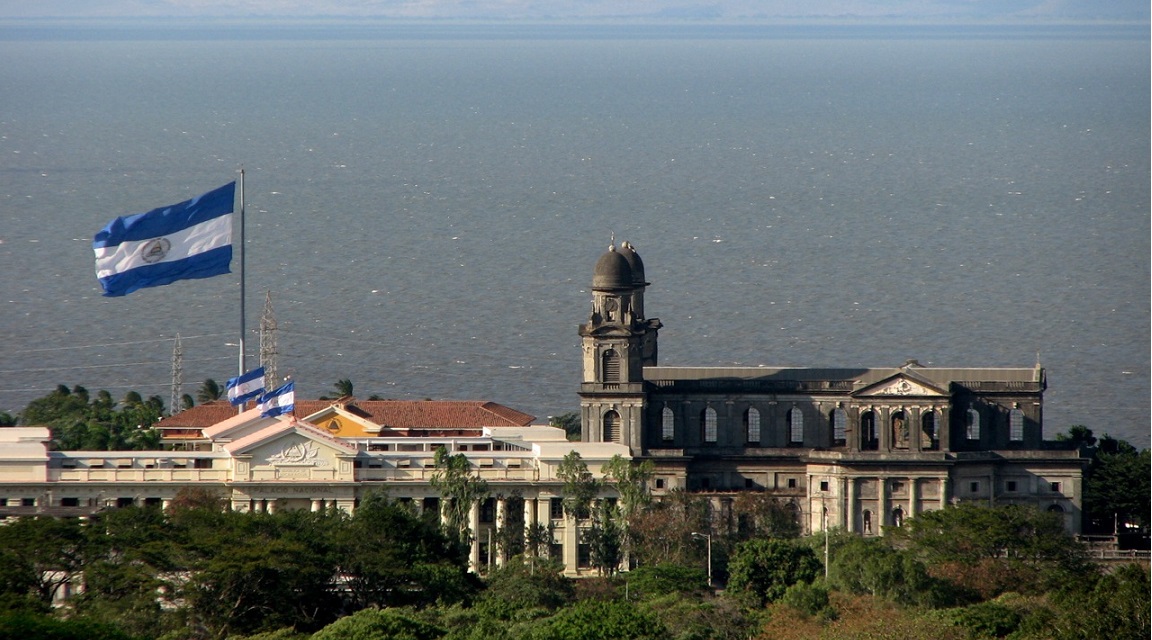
0,0 -> 1147,22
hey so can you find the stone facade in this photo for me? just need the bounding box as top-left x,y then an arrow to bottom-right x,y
577,241 -> 1085,535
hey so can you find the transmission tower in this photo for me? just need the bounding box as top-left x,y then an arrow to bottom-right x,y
170,333 -> 183,416
260,291 -> 278,390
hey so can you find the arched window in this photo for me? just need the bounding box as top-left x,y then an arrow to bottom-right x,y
601,349 -> 620,383
862,509 -> 873,534
861,410 -> 878,450
831,408 -> 847,446
701,406 -> 717,443
1047,504 -> 1065,513
602,410 -> 621,443
788,408 -> 804,445
892,506 -> 905,528
892,410 -> 909,449
921,411 -> 939,450
745,408 -> 761,444
966,408 -> 981,441
661,406 -> 675,441
1009,408 -> 1024,442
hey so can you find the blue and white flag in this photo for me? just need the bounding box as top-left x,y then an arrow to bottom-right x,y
258,381 -> 295,418
93,182 -> 236,297
226,366 -> 265,406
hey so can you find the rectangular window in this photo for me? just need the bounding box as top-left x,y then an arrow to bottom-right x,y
655,478 -> 665,489
550,497 -> 564,520
787,478 -> 797,489
116,497 -> 134,508
746,408 -> 761,444
969,481 -> 980,493
21,498 -> 34,507
832,409 -> 847,444
789,409 -> 804,444
480,498 -> 496,524
193,459 -> 213,469
577,543 -> 591,568
60,497 -> 79,507
820,481 -> 829,492
702,408 -> 717,443
1006,481 -> 1017,492
1049,482 -> 1062,493
1009,409 -> 1024,441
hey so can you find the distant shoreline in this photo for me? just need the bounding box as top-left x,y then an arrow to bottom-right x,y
0,20 -> 1146,43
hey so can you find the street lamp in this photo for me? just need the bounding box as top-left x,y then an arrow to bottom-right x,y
691,531 -> 713,588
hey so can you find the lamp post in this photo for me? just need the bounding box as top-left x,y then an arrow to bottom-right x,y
691,531 -> 712,588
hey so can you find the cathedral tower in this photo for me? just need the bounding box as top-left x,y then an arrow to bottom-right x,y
578,241 -> 661,451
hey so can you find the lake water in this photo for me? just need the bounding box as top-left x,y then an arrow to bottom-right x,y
0,23 -> 1147,448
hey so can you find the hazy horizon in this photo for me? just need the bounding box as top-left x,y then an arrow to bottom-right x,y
0,0 -> 1147,24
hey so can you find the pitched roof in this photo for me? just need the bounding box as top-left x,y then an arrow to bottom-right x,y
160,399 -> 535,431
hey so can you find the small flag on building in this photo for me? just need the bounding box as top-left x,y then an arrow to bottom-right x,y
226,366 -> 266,406
93,182 -> 236,297
258,381 -> 295,418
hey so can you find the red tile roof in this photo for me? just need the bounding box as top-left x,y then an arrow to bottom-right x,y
159,399 -> 535,431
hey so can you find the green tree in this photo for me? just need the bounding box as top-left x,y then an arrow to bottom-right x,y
602,455 -> 654,520
727,538 -> 822,607
826,535 -> 962,608
195,379 -> 223,404
311,607 -> 445,640
891,503 -> 1092,598
583,501 -> 624,576
72,506 -> 176,637
1082,435 -> 1150,534
430,448 -> 490,551
173,509 -> 341,638
0,516 -> 87,612
476,556 -> 574,620
1048,562 -> 1150,640
534,599 -> 668,640
556,451 -> 598,522
334,492 -> 476,611
549,412 -> 581,441
622,563 -> 708,600
628,490 -> 711,568
320,379 -> 355,400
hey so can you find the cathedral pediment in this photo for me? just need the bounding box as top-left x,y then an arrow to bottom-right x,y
853,373 -> 947,398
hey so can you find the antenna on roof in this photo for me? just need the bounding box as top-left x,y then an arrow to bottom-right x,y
260,291 -> 278,394
170,333 -> 183,417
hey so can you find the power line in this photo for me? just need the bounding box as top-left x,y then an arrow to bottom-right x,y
5,333 -> 231,356
0,356 -> 233,375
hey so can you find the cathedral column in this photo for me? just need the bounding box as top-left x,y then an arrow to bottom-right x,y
909,480 -> 920,517
311,499 -> 323,512
877,478 -> 888,535
940,477 -> 951,509
879,407 -> 892,451
846,478 -> 857,533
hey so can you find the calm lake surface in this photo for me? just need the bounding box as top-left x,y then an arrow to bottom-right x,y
1,23 -> 1147,447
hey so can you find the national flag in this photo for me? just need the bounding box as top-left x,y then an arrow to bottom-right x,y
93,181 -> 236,297
226,366 -> 265,406
258,381 -> 295,418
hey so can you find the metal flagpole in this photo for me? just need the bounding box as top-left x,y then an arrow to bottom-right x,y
238,168 -> 246,414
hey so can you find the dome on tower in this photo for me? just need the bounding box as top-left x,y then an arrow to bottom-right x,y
592,244 -> 634,290
618,241 -> 647,286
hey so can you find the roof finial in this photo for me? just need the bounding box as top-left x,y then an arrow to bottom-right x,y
609,231 -> 616,251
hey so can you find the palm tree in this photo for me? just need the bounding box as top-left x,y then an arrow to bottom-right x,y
196,379 -> 223,404
322,378 -> 354,400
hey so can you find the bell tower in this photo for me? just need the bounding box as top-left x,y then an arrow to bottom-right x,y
578,241 -> 661,452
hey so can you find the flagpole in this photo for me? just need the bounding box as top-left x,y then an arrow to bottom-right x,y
238,168 -> 246,415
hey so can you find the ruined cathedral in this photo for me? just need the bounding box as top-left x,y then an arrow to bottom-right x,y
577,241 -> 1083,535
